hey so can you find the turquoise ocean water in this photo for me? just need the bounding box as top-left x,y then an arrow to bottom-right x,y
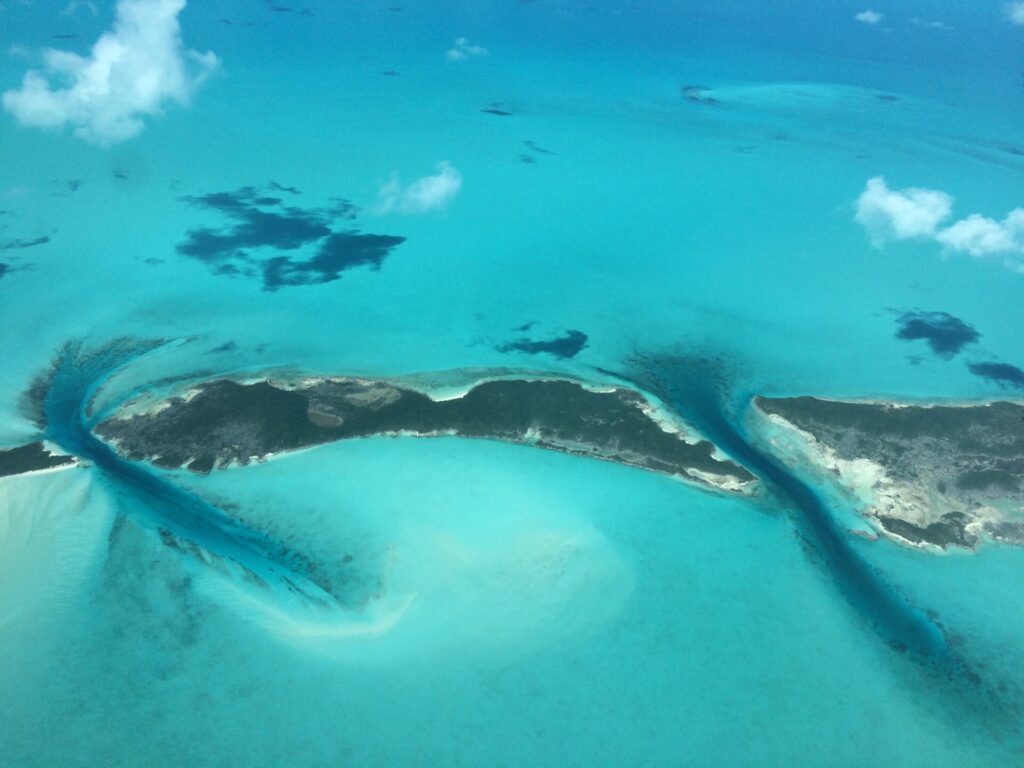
1,1 -> 1023,765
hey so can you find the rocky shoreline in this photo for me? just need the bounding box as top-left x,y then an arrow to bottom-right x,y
95,375 -> 758,493
752,396 -> 1024,550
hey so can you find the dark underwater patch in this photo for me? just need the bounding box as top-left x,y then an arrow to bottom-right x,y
178,188 -> 331,258
0,263 -> 9,280
264,0 -> 314,16
207,341 -> 237,355
176,185 -> 404,290
498,329 -> 588,359
0,235 -> 50,251
523,140 -> 554,155
269,181 -> 301,195
894,310 -> 980,359
49,178 -> 83,196
261,232 -> 406,290
968,362 -> 1024,389
681,85 -> 719,105
520,140 -> 554,165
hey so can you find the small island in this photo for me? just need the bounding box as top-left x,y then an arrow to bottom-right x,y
0,441 -> 76,479
96,376 -> 757,492
754,396 -> 1024,549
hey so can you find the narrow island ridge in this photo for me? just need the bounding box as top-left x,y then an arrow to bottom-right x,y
6,362 -> 1021,555
0,441 -> 77,478
93,373 -> 758,493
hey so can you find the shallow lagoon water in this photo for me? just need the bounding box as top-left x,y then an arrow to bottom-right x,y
2,437 -> 1016,767
1,0 -> 1023,765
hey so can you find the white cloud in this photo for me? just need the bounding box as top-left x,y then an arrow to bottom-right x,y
855,177 -> 952,245
1007,2 -> 1024,26
936,210 -> 1024,257
61,0 -> 99,16
911,17 -> 953,30
377,162 -> 463,214
854,10 -> 883,25
855,177 -> 1024,271
445,37 -> 488,62
2,0 -> 218,145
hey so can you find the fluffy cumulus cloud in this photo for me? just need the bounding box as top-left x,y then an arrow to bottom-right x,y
936,211 -> 1024,257
855,177 -> 952,244
2,0 -> 218,144
377,162 -> 462,214
445,37 -> 488,62
855,177 -> 1024,271
854,10 -> 883,25
1007,2 -> 1024,26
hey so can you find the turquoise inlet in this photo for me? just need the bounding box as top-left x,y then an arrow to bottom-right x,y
1,2 -> 1023,766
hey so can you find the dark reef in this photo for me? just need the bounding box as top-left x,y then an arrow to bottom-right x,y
681,85 -> 719,105
207,341 -> 238,355
0,442 -> 75,479
894,310 -> 980,359
497,330 -> 588,359
97,377 -> 755,490
176,185 -> 403,289
755,396 -> 1024,549
969,362 -> 1024,390
523,140 -> 554,155
0,235 -> 50,251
